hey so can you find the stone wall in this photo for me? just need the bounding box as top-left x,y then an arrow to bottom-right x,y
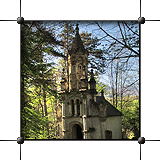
106,116 -> 122,139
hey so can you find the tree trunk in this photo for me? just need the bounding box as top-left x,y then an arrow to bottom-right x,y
42,84 -> 50,138
38,85 -> 44,116
43,85 -> 48,117
115,60 -> 119,108
120,70 -> 123,111
111,62 -> 115,106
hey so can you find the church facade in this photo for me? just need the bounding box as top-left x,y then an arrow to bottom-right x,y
58,24 -> 122,139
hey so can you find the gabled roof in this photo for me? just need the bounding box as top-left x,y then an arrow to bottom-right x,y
96,96 -> 122,117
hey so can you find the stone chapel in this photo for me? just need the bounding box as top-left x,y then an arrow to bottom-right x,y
58,24 -> 122,139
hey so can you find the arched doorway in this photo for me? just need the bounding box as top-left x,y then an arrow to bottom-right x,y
72,124 -> 83,139
66,121 -> 83,139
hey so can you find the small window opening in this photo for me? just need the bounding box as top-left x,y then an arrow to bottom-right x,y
79,65 -> 82,72
77,99 -> 80,116
71,100 -> 74,116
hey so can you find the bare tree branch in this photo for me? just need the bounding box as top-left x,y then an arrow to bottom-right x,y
118,22 -> 127,46
95,22 -> 139,57
108,54 -> 139,61
123,22 -> 139,36
122,79 -> 139,93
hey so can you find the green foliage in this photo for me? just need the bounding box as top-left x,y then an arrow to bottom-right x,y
96,80 -> 110,97
21,22 -> 61,139
96,81 -> 107,93
117,96 -> 139,139
21,105 -> 49,139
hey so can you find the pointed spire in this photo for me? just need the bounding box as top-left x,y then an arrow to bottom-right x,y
76,23 -> 79,34
62,68 -> 66,79
69,24 -> 87,55
89,69 -> 96,93
61,68 -> 67,92
91,69 -> 94,78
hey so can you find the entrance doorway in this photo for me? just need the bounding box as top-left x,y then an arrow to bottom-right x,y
72,124 -> 83,139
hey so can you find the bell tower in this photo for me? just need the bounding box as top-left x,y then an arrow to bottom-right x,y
59,24 -> 100,139
68,24 -> 88,92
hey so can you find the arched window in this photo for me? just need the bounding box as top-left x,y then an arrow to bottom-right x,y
77,99 -> 80,116
71,100 -> 74,116
78,65 -> 82,73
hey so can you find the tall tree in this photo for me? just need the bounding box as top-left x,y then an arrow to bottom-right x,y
21,21 -> 63,139
80,31 -> 106,73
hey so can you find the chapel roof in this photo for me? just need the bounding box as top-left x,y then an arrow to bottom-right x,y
96,96 -> 122,117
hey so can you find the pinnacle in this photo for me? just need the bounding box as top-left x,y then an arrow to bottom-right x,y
76,23 -> 79,34
69,24 -> 86,54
